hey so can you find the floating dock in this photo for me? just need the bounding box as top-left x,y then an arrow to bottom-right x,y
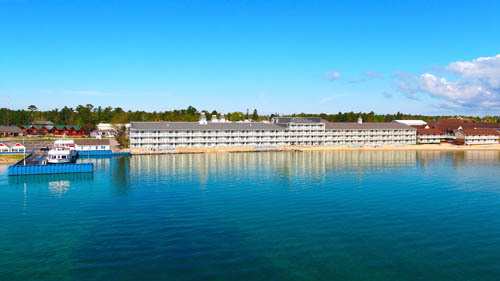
7,151 -> 93,176
8,163 -> 94,176
7,148 -> 131,176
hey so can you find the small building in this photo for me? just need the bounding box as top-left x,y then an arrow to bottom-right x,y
0,142 -> 10,152
416,126 -> 447,144
74,139 -> 111,151
0,141 -> 26,153
392,120 -> 427,126
51,125 -> 69,136
91,129 -> 117,138
18,124 -> 90,136
454,129 -> 500,145
97,123 -> 130,130
0,126 -> 23,137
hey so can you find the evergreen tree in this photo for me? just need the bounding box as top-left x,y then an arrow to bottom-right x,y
27,105 -> 37,122
252,109 -> 258,121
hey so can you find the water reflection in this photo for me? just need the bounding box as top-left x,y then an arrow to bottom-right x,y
8,173 -> 94,201
129,151 -> 500,184
111,156 -> 131,194
8,173 -> 94,185
129,151 -> 419,186
48,180 -> 70,196
4,150 -> 500,192
415,150 -> 500,169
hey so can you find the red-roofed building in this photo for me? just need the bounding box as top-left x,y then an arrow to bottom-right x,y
454,128 -> 500,145
17,124 -> 91,136
415,125 -> 447,144
0,142 -> 9,152
0,141 -> 26,153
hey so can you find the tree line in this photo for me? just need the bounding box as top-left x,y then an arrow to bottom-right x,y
1,105 -> 499,127
293,111 -> 500,123
0,105 -> 262,127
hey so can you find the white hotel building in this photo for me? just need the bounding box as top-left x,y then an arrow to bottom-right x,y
129,115 -> 416,149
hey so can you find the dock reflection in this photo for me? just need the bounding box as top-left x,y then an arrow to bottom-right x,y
8,172 -> 94,185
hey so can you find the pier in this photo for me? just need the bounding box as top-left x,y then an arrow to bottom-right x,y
7,152 -> 93,176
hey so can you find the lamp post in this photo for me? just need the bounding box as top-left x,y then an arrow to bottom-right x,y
23,134 -> 26,166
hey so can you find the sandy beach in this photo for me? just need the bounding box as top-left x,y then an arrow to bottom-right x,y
126,143 -> 500,155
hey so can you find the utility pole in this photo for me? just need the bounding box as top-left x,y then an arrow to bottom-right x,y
23,134 -> 26,166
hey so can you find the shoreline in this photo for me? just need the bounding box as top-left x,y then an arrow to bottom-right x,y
126,143 -> 500,155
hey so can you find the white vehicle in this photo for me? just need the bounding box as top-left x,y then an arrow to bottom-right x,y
47,139 -> 77,164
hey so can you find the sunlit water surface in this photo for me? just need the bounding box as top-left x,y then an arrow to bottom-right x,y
1,151 -> 500,281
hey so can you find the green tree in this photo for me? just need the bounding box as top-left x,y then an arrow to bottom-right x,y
27,105 -> 37,122
116,125 -> 129,148
252,109 -> 258,121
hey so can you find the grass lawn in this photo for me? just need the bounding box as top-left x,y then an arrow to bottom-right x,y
0,154 -> 25,164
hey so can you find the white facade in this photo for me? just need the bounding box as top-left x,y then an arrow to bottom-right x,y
416,126 -> 447,144
455,130 -> 499,145
129,116 -> 416,149
74,139 -> 111,151
417,135 -> 445,144
75,144 -> 111,151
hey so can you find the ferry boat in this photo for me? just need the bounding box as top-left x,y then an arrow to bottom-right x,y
47,139 -> 78,164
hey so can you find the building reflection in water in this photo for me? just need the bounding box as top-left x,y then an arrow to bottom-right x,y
129,150 -> 500,183
79,156 -> 131,194
415,150 -> 500,170
129,151 -> 421,187
111,156 -> 131,194
4,150 -> 499,193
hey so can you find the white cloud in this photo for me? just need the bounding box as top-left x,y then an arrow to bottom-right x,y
394,54 -> 500,110
446,54 -> 500,89
325,71 -> 341,81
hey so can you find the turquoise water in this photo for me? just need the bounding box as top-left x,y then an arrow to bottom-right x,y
1,151 -> 500,281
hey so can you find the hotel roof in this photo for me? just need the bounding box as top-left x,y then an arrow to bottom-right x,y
130,122 -> 285,131
131,121 -> 415,131
415,127 -> 446,135
0,126 -> 23,134
456,129 -> 500,136
272,117 -> 323,124
475,122 -> 500,129
325,122 -> 415,130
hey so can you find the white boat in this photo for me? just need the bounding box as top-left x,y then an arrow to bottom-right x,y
47,139 -> 78,164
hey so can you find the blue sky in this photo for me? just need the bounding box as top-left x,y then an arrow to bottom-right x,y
1,0 -> 500,115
